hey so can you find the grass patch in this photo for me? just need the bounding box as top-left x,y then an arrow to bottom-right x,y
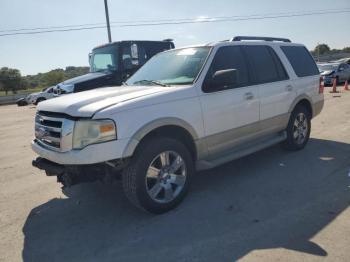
0,87 -> 43,97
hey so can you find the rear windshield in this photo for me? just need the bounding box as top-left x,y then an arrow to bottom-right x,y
281,46 -> 319,77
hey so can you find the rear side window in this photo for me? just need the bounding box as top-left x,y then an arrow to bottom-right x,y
244,45 -> 288,84
205,46 -> 250,90
281,46 -> 319,77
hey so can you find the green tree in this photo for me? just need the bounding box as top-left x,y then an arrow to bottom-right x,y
342,47 -> 350,53
43,70 -> 64,87
0,67 -> 22,95
314,44 -> 331,55
20,77 -> 30,90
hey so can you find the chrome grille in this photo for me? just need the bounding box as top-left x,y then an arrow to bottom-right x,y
34,112 -> 74,152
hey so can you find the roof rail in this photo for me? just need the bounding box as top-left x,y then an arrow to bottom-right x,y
231,36 -> 291,43
163,38 -> 174,42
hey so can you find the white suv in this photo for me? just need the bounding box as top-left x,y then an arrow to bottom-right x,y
32,36 -> 324,213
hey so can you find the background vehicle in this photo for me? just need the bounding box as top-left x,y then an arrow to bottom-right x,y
16,97 -> 28,106
26,86 -> 55,105
318,62 -> 350,85
32,36 -> 323,214
332,57 -> 350,65
54,40 -> 175,95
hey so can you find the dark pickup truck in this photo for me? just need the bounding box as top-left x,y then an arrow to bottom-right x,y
54,39 -> 175,94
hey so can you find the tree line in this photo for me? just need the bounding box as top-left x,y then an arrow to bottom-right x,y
311,44 -> 350,56
0,66 -> 89,95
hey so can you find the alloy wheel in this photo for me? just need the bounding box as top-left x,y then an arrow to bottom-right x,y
145,151 -> 187,203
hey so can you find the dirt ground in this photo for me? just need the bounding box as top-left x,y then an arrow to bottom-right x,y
0,86 -> 349,262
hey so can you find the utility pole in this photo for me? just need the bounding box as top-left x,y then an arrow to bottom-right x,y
104,0 -> 112,43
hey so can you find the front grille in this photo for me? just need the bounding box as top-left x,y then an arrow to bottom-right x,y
35,114 -> 63,149
35,112 -> 75,152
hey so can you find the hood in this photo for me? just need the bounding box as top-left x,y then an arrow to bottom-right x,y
320,70 -> 335,76
60,72 -> 111,85
37,85 -> 171,117
29,92 -> 40,97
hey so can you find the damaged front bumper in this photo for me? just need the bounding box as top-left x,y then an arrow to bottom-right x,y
32,157 -> 127,187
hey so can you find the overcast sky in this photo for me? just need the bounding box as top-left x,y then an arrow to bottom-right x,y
0,0 -> 349,75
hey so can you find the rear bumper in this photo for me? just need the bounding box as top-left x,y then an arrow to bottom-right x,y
313,100 -> 324,118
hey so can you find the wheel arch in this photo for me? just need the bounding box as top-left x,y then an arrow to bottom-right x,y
122,118 -> 200,160
289,95 -> 313,118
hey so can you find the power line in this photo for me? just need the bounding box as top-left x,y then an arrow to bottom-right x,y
119,9 -> 350,27
1,7 -> 349,33
0,8 -> 349,37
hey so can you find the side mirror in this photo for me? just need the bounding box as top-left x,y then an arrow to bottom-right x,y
211,69 -> 238,89
131,43 -> 139,59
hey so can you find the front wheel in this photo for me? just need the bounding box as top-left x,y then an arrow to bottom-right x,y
122,137 -> 194,214
283,105 -> 311,151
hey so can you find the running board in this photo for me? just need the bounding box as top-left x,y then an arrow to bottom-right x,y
196,131 -> 287,170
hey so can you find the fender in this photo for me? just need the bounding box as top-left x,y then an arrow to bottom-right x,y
288,94 -> 313,115
122,117 -> 201,158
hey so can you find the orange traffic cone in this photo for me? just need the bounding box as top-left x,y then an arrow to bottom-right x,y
330,77 -> 339,93
344,80 -> 349,91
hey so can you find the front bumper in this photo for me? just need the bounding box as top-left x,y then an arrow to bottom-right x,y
32,157 -> 124,187
323,76 -> 334,85
31,138 -> 135,165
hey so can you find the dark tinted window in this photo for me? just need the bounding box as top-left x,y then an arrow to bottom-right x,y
204,46 -> 250,92
244,45 -> 288,84
281,46 -> 319,77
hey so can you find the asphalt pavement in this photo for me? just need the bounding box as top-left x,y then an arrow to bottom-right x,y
0,86 -> 349,262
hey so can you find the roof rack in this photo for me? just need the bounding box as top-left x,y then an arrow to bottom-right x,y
230,36 -> 291,43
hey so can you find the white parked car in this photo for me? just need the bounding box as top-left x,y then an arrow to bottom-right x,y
26,86 -> 55,105
32,36 -> 324,213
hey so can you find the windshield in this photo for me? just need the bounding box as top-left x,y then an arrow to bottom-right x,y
91,45 -> 118,73
318,64 -> 338,72
126,47 -> 211,86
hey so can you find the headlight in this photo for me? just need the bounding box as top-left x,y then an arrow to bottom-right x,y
73,120 -> 116,149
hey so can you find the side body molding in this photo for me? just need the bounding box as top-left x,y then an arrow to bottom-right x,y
122,117 -> 207,159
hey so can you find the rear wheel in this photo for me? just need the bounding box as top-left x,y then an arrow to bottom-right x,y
283,105 -> 311,151
122,137 -> 194,214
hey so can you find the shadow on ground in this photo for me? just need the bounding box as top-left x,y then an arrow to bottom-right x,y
22,138 -> 350,262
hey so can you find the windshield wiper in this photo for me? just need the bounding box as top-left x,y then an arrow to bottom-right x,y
133,80 -> 168,87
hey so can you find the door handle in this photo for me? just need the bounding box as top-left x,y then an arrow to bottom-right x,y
244,92 -> 254,100
286,85 -> 294,91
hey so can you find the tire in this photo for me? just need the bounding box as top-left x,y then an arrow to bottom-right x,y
34,98 -> 46,105
282,105 -> 311,151
122,137 -> 194,214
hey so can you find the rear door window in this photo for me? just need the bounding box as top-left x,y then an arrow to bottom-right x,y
281,46 -> 319,77
244,45 -> 288,84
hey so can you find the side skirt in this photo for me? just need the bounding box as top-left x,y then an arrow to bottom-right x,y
196,131 -> 287,171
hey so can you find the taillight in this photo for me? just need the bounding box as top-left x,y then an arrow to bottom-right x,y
319,76 -> 324,94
